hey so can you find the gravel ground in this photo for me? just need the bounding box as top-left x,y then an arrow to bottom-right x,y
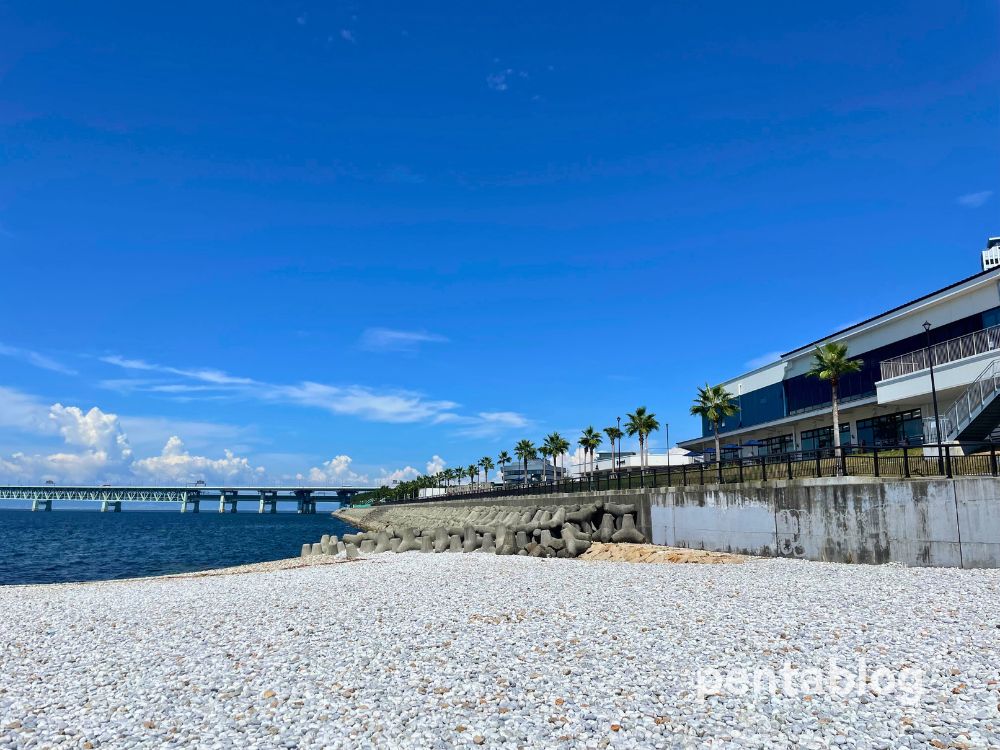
1,555 -> 999,749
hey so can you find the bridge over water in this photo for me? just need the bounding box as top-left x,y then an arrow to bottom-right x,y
0,485 -> 373,513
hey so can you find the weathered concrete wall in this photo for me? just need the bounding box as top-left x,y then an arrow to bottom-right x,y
410,477 -> 1000,568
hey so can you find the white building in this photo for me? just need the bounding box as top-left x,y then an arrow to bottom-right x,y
680,237 -> 1000,456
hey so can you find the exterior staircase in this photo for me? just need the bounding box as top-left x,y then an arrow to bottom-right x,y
927,358 -> 1000,443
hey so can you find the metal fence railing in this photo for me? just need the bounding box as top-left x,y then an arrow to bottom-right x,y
880,324 -> 1000,380
376,442 -> 1000,506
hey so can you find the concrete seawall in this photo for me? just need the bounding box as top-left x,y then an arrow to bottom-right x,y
387,476 -> 1000,568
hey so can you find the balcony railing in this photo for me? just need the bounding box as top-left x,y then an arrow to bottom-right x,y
879,323 -> 1000,380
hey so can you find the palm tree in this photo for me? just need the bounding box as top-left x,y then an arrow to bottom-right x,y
497,450 -> 511,482
466,464 -> 478,485
538,444 -> 550,482
579,426 -> 602,475
479,456 -> 494,485
625,406 -> 660,470
514,439 -> 536,486
544,432 -> 569,480
690,384 -> 739,467
554,434 -> 570,477
604,425 -> 622,473
807,342 -> 863,473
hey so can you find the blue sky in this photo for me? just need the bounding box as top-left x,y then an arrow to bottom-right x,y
1,1 -> 998,485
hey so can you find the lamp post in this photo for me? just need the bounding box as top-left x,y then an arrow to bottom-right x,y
665,422 -> 670,469
616,415 -> 622,473
924,321 -> 945,473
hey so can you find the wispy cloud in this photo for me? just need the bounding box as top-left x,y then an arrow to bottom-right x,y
957,190 -> 993,208
340,29 -> 356,44
487,69 -> 513,91
296,14 -> 307,26
446,411 -> 531,439
0,342 -> 77,375
487,66 -> 529,93
744,351 -> 783,370
100,354 -> 459,424
359,327 -> 448,353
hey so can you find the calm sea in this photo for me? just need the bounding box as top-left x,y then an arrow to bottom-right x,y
0,508 -> 357,586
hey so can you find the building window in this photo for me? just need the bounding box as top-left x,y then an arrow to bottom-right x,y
758,434 -> 794,456
800,424 -> 852,452
856,409 -> 923,447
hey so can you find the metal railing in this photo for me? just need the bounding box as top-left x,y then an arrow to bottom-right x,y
927,359 -> 1000,443
880,323 -> 1000,380
375,442 -> 1000,506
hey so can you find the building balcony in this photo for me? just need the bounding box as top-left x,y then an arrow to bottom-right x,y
879,323 -> 1000,380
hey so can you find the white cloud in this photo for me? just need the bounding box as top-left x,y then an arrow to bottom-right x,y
0,387 -> 264,485
426,455 -> 446,475
744,351 -> 783,370
378,465 -> 420,486
340,29 -> 356,43
296,454 -> 369,485
0,342 -> 76,375
956,190 -> 993,208
49,404 -> 132,462
556,446 -> 587,477
132,437 -> 265,485
359,327 -> 448,353
0,402 -> 133,483
296,14 -> 307,25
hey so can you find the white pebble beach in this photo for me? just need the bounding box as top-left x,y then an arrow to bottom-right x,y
1,554 -> 999,749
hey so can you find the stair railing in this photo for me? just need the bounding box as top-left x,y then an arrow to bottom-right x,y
936,359 -> 1000,442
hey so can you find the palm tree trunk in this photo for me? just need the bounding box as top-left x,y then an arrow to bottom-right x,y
714,422 -> 721,470
832,379 -> 843,476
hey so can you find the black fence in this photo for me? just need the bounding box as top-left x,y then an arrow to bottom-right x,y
381,442 -> 1000,506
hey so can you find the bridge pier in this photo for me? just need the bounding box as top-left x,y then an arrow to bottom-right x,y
218,491 -> 238,514
100,499 -> 121,512
258,491 -> 278,514
31,498 -> 52,512
179,493 -> 200,513
295,491 -> 316,514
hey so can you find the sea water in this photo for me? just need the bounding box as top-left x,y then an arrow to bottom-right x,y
0,508 -> 356,585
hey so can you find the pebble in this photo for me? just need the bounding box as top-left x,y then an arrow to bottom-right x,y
0,555 -> 998,748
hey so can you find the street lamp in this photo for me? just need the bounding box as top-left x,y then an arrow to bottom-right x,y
924,321 -> 945,472
665,422 -> 670,469
616,415 -> 622,472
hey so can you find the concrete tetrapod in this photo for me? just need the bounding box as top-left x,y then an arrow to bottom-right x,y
462,527 -> 480,553
433,528 -> 450,553
448,534 -> 462,553
495,525 -> 517,555
395,528 -> 422,553
419,535 -> 434,553
373,532 -> 393,554
359,539 -> 376,554
611,514 -> 646,544
566,504 -> 599,524
562,524 -> 592,557
479,532 -> 496,554
311,542 -> 323,556
300,543 -> 312,558
345,543 -> 360,559
595,513 -> 616,543
604,502 -> 636,517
